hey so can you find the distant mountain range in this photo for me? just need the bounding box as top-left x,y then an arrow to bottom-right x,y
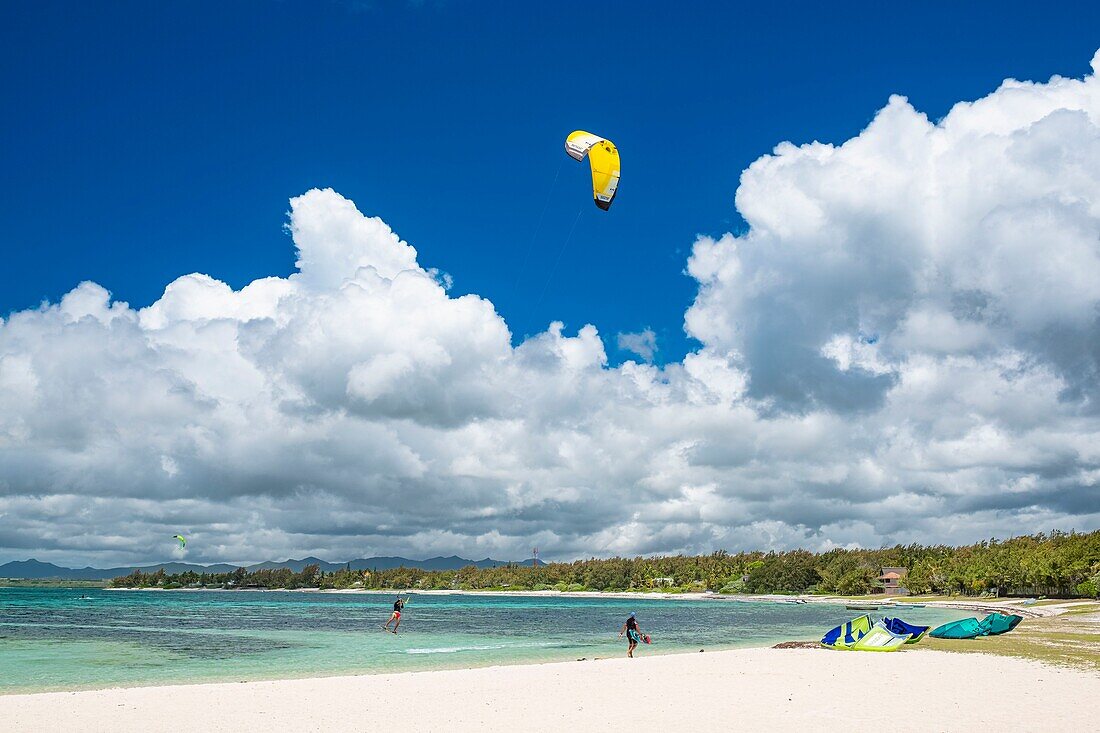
0,555 -> 543,580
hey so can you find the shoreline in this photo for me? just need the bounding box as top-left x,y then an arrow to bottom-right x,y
3,647 -> 1096,732
10,585 -> 1100,704
104,585 -> 1076,618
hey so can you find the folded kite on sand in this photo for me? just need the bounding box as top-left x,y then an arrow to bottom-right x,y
883,617 -> 931,643
930,613 -> 1023,640
978,613 -> 1023,636
821,614 -> 922,651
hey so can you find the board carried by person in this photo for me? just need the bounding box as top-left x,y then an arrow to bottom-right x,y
618,612 -> 649,657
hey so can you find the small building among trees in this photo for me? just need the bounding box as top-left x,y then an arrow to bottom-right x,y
876,567 -> 909,596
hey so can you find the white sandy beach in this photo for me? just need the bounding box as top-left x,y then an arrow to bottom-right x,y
3,647 -> 1096,733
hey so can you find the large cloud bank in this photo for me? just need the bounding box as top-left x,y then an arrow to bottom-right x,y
3,53 -> 1100,565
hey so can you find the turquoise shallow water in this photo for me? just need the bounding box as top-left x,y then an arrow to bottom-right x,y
0,588 -> 970,693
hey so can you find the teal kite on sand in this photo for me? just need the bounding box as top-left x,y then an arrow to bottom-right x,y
930,613 -> 1024,639
978,612 -> 1023,636
930,617 -> 984,639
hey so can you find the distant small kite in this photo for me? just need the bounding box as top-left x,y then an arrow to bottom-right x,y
172,534 -> 186,549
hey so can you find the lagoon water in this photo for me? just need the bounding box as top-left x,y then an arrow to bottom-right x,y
0,588 -> 970,693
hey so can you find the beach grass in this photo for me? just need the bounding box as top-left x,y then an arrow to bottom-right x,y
922,612 -> 1100,670
1058,603 -> 1100,616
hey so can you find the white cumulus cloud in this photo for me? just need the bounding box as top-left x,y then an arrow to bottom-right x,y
3,52 -> 1100,566
617,328 -> 658,362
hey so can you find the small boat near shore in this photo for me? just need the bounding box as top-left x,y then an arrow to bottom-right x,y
845,604 -> 880,611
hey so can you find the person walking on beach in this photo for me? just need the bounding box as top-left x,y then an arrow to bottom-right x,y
383,596 -> 408,634
618,612 -> 644,657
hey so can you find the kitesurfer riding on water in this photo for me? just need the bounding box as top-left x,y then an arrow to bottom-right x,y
383,596 -> 408,634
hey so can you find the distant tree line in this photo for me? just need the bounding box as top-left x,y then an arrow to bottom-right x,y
110,530 -> 1100,598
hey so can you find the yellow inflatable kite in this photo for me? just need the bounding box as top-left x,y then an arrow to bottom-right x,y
564,131 -> 620,211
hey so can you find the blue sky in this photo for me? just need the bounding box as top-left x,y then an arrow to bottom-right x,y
3,3 -> 1100,565
4,1 -> 1098,364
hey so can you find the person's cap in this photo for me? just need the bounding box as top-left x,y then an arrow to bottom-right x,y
630,611 -> 636,617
